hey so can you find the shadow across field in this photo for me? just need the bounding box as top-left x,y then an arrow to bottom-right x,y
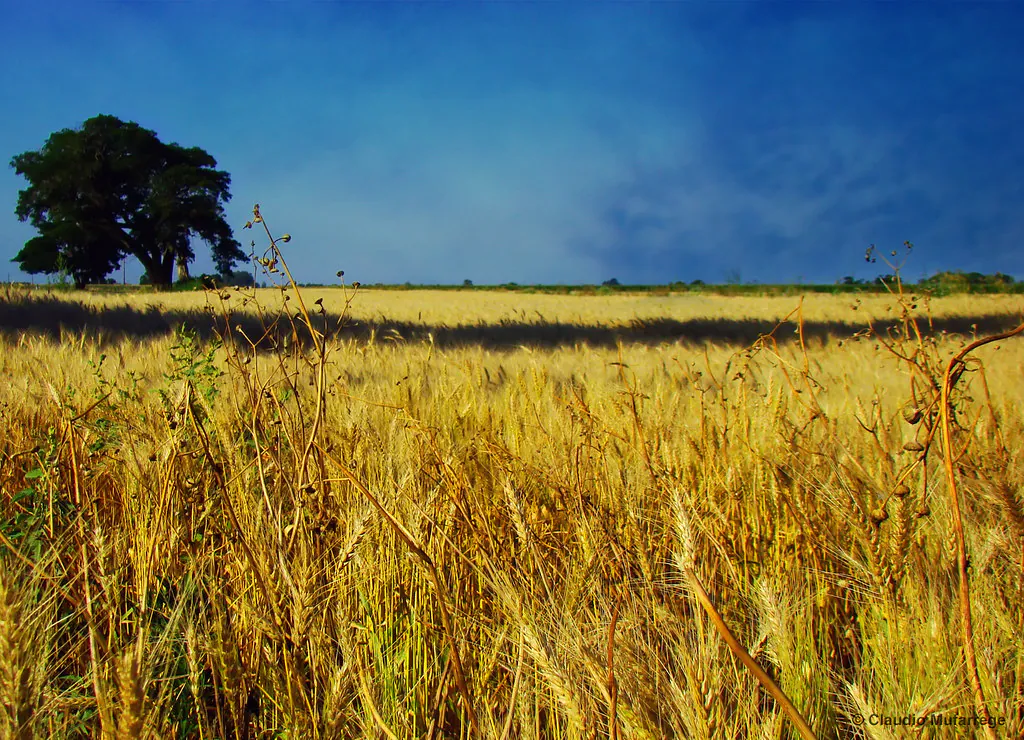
1,291 -> 1021,351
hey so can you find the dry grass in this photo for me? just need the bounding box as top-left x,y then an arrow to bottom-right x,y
1,235 -> 1023,738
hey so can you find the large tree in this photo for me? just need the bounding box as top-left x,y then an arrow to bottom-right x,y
10,114 -> 245,288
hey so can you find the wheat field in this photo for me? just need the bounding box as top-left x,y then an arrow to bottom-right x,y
1,281 -> 1022,739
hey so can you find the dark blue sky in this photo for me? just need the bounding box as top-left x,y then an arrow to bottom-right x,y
2,1 -> 1022,285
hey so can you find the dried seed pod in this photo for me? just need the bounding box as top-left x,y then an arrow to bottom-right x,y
903,440 -> 925,452
893,483 -> 911,498
902,407 -> 923,425
870,507 -> 889,525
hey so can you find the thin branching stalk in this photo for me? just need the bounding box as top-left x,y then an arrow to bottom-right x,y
939,319 -> 1024,740
245,204 -> 327,487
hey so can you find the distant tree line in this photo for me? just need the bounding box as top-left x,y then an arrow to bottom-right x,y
839,270 -> 1018,293
917,270 -> 1017,292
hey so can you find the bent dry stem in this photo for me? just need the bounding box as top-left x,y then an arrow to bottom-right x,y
315,443 -> 480,734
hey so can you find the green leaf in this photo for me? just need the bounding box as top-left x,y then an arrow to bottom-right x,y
12,487 -> 36,503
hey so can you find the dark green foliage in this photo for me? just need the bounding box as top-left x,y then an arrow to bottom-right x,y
918,270 -> 1018,294
18,223 -> 123,289
10,114 -> 245,288
224,269 -> 256,287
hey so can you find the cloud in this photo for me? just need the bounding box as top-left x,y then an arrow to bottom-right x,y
2,3 -> 1023,285
580,3 -> 1024,283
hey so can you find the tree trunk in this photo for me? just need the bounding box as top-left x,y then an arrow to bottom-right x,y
139,252 -> 175,288
176,257 -> 191,283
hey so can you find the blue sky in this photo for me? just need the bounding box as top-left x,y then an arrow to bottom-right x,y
2,1 -> 1022,286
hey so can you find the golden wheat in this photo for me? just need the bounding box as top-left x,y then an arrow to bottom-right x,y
0,280 -> 1021,738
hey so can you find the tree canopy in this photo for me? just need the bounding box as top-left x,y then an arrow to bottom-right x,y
10,114 -> 245,288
